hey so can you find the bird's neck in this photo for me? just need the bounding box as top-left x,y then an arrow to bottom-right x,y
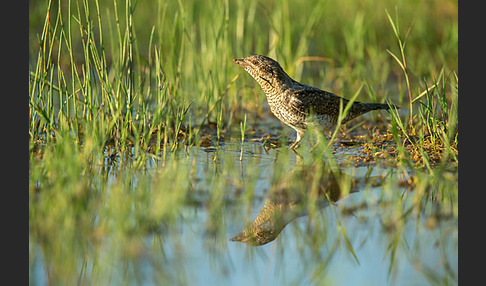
261,75 -> 295,99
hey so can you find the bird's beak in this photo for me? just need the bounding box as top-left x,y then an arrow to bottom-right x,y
229,232 -> 257,245
233,58 -> 246,66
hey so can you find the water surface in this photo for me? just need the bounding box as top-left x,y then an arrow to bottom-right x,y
30,139 -> 458,285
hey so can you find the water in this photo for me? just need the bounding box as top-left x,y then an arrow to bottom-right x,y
29,139 -> 458,285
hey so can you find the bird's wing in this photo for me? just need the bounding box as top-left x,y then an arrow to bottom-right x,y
290,87 -> 349,117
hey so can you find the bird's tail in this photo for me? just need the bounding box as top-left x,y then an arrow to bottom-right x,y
362,102 -> 399,112
343,101 -> 399,123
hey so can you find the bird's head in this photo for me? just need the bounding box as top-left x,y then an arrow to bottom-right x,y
233,55 -> 291,92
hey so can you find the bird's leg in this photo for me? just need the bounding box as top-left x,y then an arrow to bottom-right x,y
289,130 -> 305,149
290,147 -> 303,162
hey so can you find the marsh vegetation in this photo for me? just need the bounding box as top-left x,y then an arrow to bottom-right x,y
29,0 -> 458,284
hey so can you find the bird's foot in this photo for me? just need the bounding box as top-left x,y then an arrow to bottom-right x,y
289,131 -> 305,150
289,141 -> 300,150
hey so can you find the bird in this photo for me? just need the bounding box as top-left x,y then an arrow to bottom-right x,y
233,54 -> 397,149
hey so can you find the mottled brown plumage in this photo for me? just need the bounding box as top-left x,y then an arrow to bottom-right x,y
233,54 -> 396,149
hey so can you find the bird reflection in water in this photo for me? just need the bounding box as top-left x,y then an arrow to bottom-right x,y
230,157 -> 383,246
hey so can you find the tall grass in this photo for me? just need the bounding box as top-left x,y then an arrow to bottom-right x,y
384,9 -> 458,170
29,0 -> 457,151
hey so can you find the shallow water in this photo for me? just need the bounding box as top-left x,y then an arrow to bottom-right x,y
29,139 -> 457,285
